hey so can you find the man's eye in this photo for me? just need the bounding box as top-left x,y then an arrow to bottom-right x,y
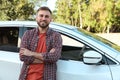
45,15 -> 49,18
39,15 -> 49,18
39,15 -> 43,17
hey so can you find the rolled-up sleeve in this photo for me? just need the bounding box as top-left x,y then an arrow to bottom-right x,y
19,31 -> 35,65
42,32 -> 62,63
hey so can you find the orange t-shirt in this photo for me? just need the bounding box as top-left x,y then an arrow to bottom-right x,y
26,33 -> 46,80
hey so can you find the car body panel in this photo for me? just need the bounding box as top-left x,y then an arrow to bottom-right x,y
0,51 -> 22,80
109,65 -> 120,80
57,60 -> 112,80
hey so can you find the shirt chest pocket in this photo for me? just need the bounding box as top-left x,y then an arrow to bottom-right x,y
28,36 -> 38,51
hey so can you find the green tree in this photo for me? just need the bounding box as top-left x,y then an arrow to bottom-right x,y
111,0 -> 120,32
0,0 -> 35,20
55,0 -> 120,33
79,0 -> 114,33
55,0 -> 71,24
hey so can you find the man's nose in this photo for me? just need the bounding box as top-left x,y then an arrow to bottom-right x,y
42,16 -> 46,20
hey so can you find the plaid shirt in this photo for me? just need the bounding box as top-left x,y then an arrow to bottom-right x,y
19,27 -> 62,80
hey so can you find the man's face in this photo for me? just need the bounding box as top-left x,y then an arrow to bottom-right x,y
36,10 -> 52,29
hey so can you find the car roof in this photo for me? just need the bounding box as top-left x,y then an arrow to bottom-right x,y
0,21 -> 77,30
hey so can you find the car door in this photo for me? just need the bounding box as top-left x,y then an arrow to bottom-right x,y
0,27 -> 23,80
57,34 -> 113,80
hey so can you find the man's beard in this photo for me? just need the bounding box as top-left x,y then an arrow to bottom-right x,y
37,21 -> 49,29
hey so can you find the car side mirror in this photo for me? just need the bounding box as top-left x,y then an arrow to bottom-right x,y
83,50 -> 102,64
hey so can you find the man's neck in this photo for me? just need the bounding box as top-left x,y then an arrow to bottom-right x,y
39,27 -> 48,33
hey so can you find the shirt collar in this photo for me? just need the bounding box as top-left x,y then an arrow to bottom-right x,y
36,27 -> 52,36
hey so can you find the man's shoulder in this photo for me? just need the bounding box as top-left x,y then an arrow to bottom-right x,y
49,28 -> 60,35
26,28 -> 38,33
28,28 -> 37,32
24,28 -> 38,36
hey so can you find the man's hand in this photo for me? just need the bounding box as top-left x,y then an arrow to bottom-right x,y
19,48 -> 33,56
50,48 -> 55,53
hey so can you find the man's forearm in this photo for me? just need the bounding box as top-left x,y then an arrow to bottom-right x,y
20,48 -> 55,63
33,58 -> 43,63
31,48 -> 55,61
20,48 -> 44,61
31,52 -> 44,61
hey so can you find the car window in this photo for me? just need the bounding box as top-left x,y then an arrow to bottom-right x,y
61,34 -> 86,61
0,27 -> 19,52
60,33 -> 116,65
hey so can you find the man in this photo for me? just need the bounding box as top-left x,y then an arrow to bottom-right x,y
19,6 -> 62,80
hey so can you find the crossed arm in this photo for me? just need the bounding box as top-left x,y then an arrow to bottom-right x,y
19,48 -> 55,64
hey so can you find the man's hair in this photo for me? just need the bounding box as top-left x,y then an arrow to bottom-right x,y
37,6 -> 52,14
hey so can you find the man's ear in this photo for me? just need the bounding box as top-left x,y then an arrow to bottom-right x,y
35,17 -> 37,21
51,19 -> 54,22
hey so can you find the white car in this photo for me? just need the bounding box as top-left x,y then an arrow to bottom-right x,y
0,21 -> 120,80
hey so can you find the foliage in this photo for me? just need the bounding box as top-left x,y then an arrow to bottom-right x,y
55,0 -> 120,33
55,0 -> 71,24
0,0 -> 35,20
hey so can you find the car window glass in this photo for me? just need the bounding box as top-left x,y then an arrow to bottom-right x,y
61,34 -> 85,61
60,34 -> 116,64
0,27 -> 19,52
62,35 -> 84,47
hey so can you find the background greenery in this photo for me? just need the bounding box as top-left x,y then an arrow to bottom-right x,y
0,0 -> 35,20
55,0 -> 120,33
0,0 -> 120,33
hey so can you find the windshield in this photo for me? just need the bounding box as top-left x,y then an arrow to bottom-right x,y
77,28 -> 120,52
